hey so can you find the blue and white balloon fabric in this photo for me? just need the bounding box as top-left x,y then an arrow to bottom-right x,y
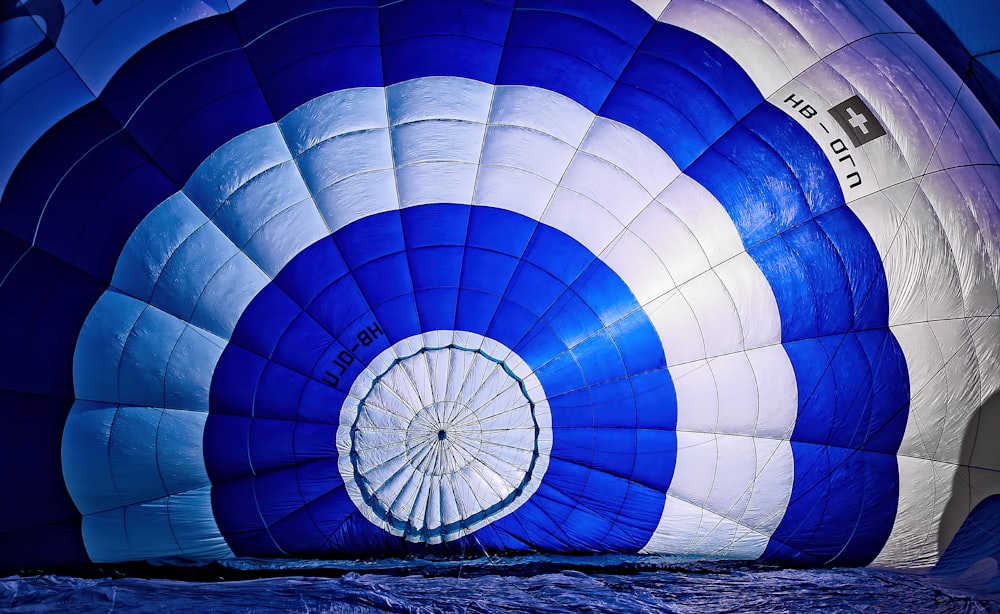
1,0 -> 999,576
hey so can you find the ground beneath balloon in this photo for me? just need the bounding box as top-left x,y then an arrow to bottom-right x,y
2,557 -> 998,613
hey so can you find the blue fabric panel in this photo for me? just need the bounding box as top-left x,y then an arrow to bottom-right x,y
782,220 -> 853,338
116,53 -> 273,183
210,478 -> 283,556
408,247 -> 463,290
379,0 -> 513,85
855,330 -> 910,454
307,275 -> 372,339
763,443 -> 899,566
571,329 -> 628,385
506,262 -> 564,316
333,210 -> 405,269
297,380 -> 347,424
354,252 -> 413,306
741,105 -> 843,218
632,428 -> 677,492
750,236 -> 818,342
27,133 -> 173,280
485,297 -> 538,351
589,379 -> 637,428
274,238 -> 349,307
402,203 -> 471,248
0,392 -> 86,569
497,2 -> 648,113
271,313 -> 336,375
816,209 -> 891,329
460,248 -> 519,295
515,322 -> 569,369
98,16 -> 244,126
230,0 -> 378,42
253,363 -> 310,421
242,6 -> 382,118
573,262 -> 636,326
0,104 -> 122,244
371,294 -> 422,342
0,251 -> 103,397
230,283 -> 303,357
539,290 -> 603,349
209,345 -> 268,417
416,287 -> 459,331
291,422 -> 342,460
466,206 -> 535,255
455,288 -> 503,334
203,413 -> 252,482
607,311 -> 667,374
533,351 -> 587,398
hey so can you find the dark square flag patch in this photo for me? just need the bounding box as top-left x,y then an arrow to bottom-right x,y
829,95 -> 886,146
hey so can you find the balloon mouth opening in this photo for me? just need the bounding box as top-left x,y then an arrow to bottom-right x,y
437,430 -> 447,441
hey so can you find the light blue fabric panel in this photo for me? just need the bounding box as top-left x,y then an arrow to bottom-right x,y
73,292 -> 145,404
211,160 -> 312,248
156,411 -> 211,494
183,125 -> 292,219
118,307 -> 187,408
60,401 -> 119,515
108,406 -> 169,505
278,88 -> 388,157
163,326 -> 227,412
111,192 -> 208,303
386,77 -> 493,124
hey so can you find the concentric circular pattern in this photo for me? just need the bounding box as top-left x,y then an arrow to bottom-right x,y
345,344 -> 543,543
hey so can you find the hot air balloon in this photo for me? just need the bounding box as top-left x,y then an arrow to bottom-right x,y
0,0 -> 998,581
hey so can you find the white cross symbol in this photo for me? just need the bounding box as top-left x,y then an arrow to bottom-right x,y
845,107 -> 870,134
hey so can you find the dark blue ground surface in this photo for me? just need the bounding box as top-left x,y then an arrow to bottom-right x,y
3,557 -> 999,613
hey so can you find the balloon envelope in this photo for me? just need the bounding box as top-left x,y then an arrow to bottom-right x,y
0,0 -> 998,577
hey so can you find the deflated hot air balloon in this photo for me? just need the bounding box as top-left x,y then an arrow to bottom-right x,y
1,0 -> 998,580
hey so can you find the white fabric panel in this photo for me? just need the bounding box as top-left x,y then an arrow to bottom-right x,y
660,0 -> 818,98
479,124 -> 576,184
542,187 -> 624,258
298,129 -> 394,195
489,85 -> 594,147
580,117 -> 680,201
473,165 -> 556,220
600,231 -> 676,306
279,88 -> 388,156
387,77 -> 493,125
645,291 -> 705,366
391,121 -> 486,166
630,0 -> 671,19
76,291 -> 227,408
156,410 -> 212,494
654,175 -> 746,272
113,191 -> 280,339
315,170 -> 400,233
396,161 -> 479,208
81,488 -> 233,563
643,432 -> 793,559
184,125 -> 293,218
559,150 -> 653,227
642,496 -> 770,559
674,271 -> 745,359
672,350 -> 795,438
713,252 -> 783,349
